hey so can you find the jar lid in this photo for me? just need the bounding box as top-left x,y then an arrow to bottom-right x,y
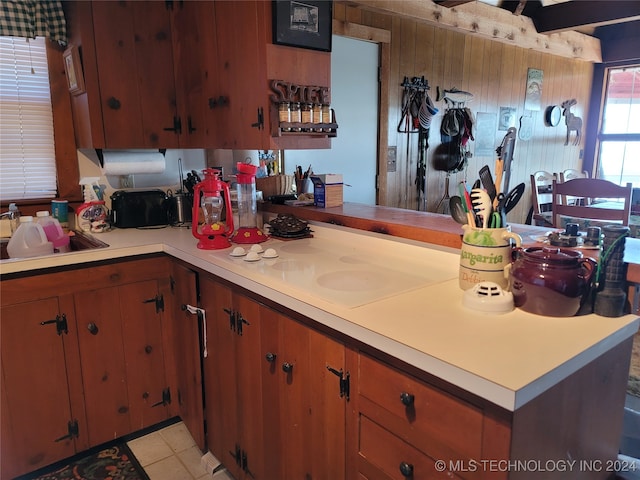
522,246 -> 583,264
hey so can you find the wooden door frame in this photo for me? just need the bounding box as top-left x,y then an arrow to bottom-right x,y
332,20 -> 391,206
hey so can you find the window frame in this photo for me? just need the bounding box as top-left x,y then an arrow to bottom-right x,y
584,61 -> 640,182
0,39 -> 81,211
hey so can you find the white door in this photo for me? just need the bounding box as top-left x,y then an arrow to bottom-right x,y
285,35 -> 379,205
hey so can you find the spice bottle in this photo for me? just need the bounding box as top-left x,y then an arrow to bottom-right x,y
278,102 -> 291,131
322,104 -> 332,132
290,102 -> 302,131
312,104 -> 323,132
301,103 -> 312,131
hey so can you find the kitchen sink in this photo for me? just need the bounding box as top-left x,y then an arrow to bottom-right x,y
0,230 -> 109,260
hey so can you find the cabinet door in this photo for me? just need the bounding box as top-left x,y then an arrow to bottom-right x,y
164,262 -> 205,449
120,280 -> 170,429
170,1 -> 213,148
261,308 -> 346,480
201,277 -> 241,477
74,285 -> 131,445
201,277 -> 266,479
214,0 -> 269,149
1,298 -> 77,478
74,280 -> 170,445
92,1 -> 179,148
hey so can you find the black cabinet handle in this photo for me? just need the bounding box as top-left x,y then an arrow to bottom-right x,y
400,392 -> 415,406
399,461 -> 414,477
107,97 -> 121,110
87,322 -> 99,335
163,116 -> 182,134
208,96 -> 228,109
282,362 -> 293,373
265,352 -> 277,363
187,116 -> 196,134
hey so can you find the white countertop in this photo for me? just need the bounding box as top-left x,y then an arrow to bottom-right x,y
1,223 -> 638,411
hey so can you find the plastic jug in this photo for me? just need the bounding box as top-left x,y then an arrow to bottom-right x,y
36,211 -> 70,253
7,216 -> 54,258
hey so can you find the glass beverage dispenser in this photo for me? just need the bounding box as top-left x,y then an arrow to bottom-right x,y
231,162 -> 268,244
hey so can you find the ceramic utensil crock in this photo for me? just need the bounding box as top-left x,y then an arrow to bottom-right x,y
508,247 -> 596,317
459,225 -> 522,290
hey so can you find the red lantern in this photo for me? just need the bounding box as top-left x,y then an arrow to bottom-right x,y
191,169 -> 234,249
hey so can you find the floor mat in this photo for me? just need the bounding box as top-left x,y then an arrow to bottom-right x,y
14,442 -> 149,480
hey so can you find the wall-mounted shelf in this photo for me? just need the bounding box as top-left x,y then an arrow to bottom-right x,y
269,105 -> 338,138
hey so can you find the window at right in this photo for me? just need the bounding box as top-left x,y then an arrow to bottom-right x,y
598,66 -> 640,187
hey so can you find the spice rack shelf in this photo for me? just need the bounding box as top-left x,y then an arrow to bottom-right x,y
270,105 -> 338,138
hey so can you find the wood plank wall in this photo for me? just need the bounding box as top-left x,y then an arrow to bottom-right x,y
333,2 -> 594,225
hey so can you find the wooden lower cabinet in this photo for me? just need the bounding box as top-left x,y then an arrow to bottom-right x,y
349,352 -> 491,480
0,256 -> 203,478
200,274 -> 347,479
1,297 -> 86,479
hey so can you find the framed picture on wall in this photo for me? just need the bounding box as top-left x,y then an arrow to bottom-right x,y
63,44 -> 85,95
272,0 -> 332,52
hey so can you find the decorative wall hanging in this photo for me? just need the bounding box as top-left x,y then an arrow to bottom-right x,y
561,99 -> 583,145
272,1 -> 332,52
498,107 -> 516,131
63,44 -> 85,95
519,111 -> 533,141
474,112 -> 497,157
524,68 -> 543,111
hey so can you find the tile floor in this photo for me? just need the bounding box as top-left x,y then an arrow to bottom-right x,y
127,421 -> 234,480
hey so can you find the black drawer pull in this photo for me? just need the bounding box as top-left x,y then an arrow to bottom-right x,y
400,392 -> 415,406
282,362 -> 293,373
265,352 -> 277,363
399,461 -> 414,477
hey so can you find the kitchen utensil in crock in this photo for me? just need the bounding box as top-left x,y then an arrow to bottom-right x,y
478,165 -> 496,202
502,182 -> 525,214
470,188 -> 492,228
449,196 -> 467,225
508,246 -> 596,317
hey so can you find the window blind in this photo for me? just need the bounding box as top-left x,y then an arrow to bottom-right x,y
0,36 -> 57,201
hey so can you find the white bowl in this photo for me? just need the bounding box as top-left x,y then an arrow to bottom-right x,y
249,244 -> 264,253
244,251 -> 261,262
230,247 -> 246,257
263,248 -> 278,258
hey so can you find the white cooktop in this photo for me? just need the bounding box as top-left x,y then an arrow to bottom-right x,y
211,235 -> 459,308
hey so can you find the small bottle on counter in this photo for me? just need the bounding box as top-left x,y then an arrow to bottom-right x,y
278,101 -> 291,131
7,203 -> 20,234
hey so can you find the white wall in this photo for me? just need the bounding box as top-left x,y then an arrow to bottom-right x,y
284,35 -> 379,204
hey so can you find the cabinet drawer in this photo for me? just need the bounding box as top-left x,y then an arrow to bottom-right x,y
358,354 -> 483,461
359,415 -> 463,480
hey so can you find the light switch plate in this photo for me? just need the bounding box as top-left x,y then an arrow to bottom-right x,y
387,146 -> 397,172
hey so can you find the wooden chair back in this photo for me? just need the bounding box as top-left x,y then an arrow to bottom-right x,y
551,178 -> 632,227
559,169 -> 590,206
530,171 -> 556,226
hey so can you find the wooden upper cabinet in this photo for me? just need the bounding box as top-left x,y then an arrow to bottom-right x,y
65,0 -> 332,150
91,1 -> 179,148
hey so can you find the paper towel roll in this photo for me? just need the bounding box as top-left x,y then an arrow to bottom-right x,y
101,150 -> 166,175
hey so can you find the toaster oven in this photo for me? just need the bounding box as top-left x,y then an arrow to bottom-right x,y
110,190 -> 168,228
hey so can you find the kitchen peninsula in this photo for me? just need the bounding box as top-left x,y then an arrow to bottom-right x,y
1,223 -> 637,479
